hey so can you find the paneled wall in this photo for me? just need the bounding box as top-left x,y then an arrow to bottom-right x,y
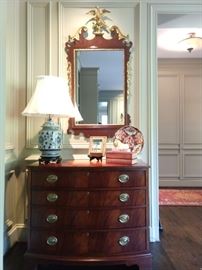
3,0 -> 168,254
26,1 -> 136,153
3,0 -> 140,254
4,0 -> 27,253
158,59 -> 202,187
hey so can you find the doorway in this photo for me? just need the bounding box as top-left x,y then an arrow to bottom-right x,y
157,13 -> 202,188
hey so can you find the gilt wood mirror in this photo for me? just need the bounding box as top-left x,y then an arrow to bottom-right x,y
65,7 -> 132,137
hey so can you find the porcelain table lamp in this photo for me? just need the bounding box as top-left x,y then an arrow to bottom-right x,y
22,75 -> 82,164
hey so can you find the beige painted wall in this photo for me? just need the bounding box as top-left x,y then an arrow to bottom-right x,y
4,0 -> 27,253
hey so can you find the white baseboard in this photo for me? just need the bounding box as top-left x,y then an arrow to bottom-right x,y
149,225 -> 160,242
4,223 -> 26,254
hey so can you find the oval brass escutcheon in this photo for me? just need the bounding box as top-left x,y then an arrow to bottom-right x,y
47,193 -> 58,202
118,214 -> 129,223
46,174 -> 58,183
119,193 -> 130,202
118,174 -> 129,183
118,236 -> 130,246
46,236 -> 58,246
46,214 -> 58,223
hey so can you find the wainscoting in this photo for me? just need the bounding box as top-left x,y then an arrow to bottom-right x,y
158,59 -> 202,187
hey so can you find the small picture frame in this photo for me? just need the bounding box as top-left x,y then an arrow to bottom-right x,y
88,136 -> 107,161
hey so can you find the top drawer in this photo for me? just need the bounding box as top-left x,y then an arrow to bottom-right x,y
30,170 -> 146,189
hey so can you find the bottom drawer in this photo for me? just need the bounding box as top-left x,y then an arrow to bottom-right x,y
28,229 -> 147,256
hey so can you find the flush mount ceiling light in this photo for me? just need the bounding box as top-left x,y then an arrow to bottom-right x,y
178,32 -> 202,53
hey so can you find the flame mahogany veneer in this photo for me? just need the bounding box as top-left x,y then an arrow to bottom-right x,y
24,160 -> 152,269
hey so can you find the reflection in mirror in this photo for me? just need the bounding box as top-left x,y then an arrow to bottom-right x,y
76,50 -> 124,125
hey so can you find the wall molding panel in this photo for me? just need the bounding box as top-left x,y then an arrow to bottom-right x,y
158,72 -> 180,145
26,1 -> 51,148
5,1 -> 20,152
158,59 -> 202,187
183,73 -> 202,145
183,152 -> 202,178
159,151 -> 180,178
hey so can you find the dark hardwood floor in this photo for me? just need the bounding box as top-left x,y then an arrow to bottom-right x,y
4,206 -> 202,270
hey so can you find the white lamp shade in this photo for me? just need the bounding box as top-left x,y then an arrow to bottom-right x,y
22,75 -> 77,118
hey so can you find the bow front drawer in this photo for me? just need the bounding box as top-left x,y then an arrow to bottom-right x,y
31,189 -> 146,207
31,207 -> 146,229
30,170 -> 146,189
29,229 -> 147,256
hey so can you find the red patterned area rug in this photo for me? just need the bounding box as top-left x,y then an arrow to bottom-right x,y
159,189 -> 202,206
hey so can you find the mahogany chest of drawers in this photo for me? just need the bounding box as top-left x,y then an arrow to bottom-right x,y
24,160 -> 152,269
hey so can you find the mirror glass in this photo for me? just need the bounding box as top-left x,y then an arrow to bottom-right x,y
75,50 -> 124,125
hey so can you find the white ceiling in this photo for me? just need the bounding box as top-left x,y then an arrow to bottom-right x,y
157,14 -> 202,58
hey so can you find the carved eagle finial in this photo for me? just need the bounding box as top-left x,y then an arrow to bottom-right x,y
86,7 -> 111,35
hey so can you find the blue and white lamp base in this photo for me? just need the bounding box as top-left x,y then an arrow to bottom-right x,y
38,118 -> 63,164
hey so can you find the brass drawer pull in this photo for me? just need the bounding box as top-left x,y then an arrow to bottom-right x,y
47,236 -> 58,246
119,193 -> 130,202
118,214 -> 129,223
118,236 -> 130,246
118,174 -> 129,183
47,193 -> 58,202
46,174 -> 58,183
46,214 -> 58,223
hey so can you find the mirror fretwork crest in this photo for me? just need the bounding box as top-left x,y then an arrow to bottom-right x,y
65,7 -> 132,137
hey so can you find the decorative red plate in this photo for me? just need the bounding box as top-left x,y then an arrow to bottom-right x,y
113,125 -> 144,155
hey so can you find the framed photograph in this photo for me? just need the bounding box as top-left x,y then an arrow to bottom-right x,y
88,136 -> 107,161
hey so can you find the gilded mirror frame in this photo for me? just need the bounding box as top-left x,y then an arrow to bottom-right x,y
65,8 -> 132,137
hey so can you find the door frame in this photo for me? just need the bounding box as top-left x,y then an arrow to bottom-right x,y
148,1 -> 202,241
